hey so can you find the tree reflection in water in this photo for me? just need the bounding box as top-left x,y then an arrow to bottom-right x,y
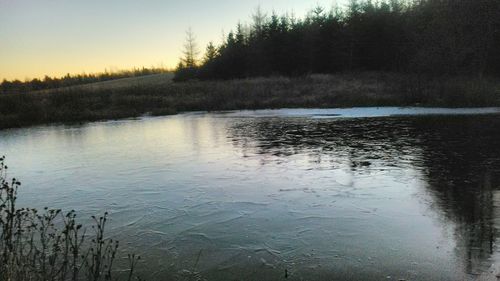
227,115 -> 500,277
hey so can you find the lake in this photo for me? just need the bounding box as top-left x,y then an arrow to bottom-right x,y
1,107 -> 500,281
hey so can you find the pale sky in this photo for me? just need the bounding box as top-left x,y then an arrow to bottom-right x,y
0,0 -> 345,81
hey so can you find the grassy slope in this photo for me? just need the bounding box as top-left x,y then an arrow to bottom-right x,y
32,73 -> 174,93
1,72 -> 499,130
71,73 -> 174,90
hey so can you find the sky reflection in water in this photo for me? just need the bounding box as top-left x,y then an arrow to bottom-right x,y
0,108 -> 499,281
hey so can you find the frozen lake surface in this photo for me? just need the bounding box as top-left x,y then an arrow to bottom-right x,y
1,107 -> 500,280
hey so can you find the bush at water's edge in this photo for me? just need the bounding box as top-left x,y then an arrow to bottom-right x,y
0,156 -> 143,281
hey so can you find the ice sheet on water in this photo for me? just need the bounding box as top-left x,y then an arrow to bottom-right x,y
212,107 -> 500,119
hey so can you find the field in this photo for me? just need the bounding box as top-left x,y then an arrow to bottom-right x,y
31,73 -> 175,93
1,72 -> 499,129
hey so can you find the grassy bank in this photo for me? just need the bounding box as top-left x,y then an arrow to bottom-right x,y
1,72 -> 499,129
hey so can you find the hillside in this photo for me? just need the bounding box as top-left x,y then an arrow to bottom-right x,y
75,73 -> 174,91
32,73 -> 174,93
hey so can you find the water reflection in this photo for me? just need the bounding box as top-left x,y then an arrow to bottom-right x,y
1,111 -> 500,280
229,118 -> 420,167
227,115 -> 500,278
414,117 -> 500,277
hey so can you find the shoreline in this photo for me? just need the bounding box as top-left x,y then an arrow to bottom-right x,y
1,72 -> 499,130
3,106 -> 500,132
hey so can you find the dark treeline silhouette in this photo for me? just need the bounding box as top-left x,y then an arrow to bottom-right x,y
1,67 -> 170,94
175,0 -> 500,81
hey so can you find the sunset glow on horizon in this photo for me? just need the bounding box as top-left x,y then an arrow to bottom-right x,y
0,0 -> 341,81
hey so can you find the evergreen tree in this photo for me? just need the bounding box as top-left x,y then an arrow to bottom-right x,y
203,42 -> 218,64
175,0 -> 500,81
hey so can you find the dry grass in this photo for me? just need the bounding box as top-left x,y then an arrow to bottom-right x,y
0,72 -> 498,129
32,73 -> 174,94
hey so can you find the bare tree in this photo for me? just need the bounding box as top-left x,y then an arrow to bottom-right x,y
181,27 -> 199,68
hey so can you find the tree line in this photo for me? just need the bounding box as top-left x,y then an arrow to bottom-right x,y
175,0 -> 500,81
1,67 -> 169,94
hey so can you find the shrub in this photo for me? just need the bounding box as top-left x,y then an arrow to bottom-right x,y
0,156 -> 142,281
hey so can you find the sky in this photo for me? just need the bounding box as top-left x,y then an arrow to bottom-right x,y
0,0 -> 346,81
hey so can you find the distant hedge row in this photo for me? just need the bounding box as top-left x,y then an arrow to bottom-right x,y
1,67 -> 170,94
